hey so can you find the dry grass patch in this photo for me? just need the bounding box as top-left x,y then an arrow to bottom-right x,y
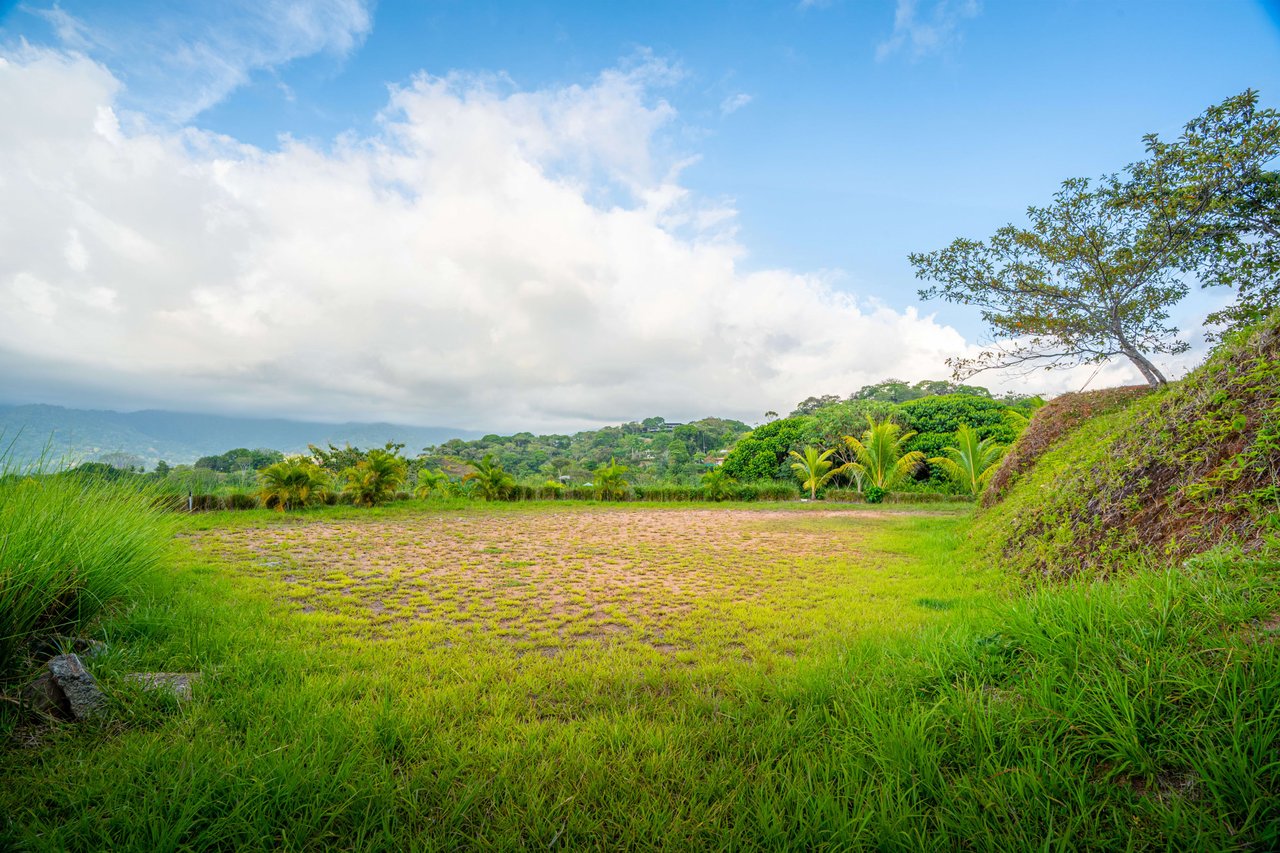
182,505 -> 982,665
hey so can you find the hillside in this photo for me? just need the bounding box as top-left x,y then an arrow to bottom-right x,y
975,314 -> 1280,579
0,404 -> 482,468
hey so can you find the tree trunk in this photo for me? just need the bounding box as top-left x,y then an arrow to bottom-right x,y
1119,344 -> 1168,387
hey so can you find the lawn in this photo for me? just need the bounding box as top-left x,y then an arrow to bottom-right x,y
4,501 -> 1275,850
1,502 -> 993,851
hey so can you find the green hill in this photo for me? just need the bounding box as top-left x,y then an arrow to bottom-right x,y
974,314 -> 1280,579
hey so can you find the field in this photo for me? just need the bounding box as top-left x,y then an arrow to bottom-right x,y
4,501 -> 1277,851
186,505 -> 988,664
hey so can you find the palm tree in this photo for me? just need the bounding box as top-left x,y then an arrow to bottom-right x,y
464,454 -> 514,501
842,416 -> 926,492
341,449 -> 408,507
701,467 -> 737,501
929,424 -> 1007,496
414,468 -> 448,499
788,446 -> 843,499
257,459 -> 332,511
594,457 -> 630,501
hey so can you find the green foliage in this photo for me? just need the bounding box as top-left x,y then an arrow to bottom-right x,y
464,454 -> 516,501
721,416 -> 812,482
422,417 -> 749,485
413,468 -> 448,499
256,460 -> 332,511
700,467 -> 737,501
843,416 -> 927,491
340,449 -> 408,508
863,485 -> 887,504
1120,91 -> 1280,338
928,424 -> 1007,496
897,394 -> 1015,483
593,457 -> 630,501
309,442 -> 406,474
787,446 -> 842,499
0,464 -> 171,682
789,394 -> 843,416
850,378 -> 994,403
194,447 -> 284,473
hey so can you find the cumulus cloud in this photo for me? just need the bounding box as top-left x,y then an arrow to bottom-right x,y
22,0 -> 373,121
0,47 -> 1168,432
876,0 -> 981,62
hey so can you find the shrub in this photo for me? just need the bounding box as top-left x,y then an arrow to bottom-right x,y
258,460 -> 332,511
340,449 -> 408,507
864,485 -> 888,504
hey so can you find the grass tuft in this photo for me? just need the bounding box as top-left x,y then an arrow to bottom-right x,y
0,460 -> 173,685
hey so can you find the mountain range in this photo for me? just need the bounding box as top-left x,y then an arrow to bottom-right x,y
0,404 -> 483,468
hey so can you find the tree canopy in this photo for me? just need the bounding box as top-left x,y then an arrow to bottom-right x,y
1119,90 -> 1280,337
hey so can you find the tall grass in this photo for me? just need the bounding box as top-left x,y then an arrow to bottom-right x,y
0,461 -> 172,683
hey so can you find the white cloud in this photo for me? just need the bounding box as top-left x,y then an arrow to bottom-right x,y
719,92 -> 753,116
876,0 -> 981,62
0,47 -> 1166,432
21,0 -> 373,121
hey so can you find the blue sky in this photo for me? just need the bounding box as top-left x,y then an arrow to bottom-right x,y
0,1 -> 1277,429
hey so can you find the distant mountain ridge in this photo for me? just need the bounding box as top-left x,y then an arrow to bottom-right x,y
0,403 -> 483,468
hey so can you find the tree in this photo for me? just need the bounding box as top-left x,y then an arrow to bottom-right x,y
850,379 -> 921,404
896,394 -> 1016,481
594,457 -> 630,501
788,446 -> 843,499
722,416 -> 812,482
309,442 -> 405,474
340,449 -> 408,507
1119,91 -> 1280,337
912,175 -> 1190,387
842,417 -> 927,492
928,424 -> 1006,496
257,460 -> 331,511
790,394 -> 844,417
463,454 -> 514,501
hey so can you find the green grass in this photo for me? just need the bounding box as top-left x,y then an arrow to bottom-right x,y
0,467 -> 173,683
2,503 -> 1277,850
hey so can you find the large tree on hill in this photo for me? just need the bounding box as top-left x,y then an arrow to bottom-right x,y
911,175 -> 1190,387
911,91 -> 1280,387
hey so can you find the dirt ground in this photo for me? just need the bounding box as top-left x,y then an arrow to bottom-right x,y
183,507 -> 938,660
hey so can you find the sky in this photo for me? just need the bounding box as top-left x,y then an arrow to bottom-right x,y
0,0 -> 1277,432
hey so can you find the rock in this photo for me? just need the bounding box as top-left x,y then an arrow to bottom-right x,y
22,672 -> 72,719
46,654 -> 106,720
127,672 -> 200,701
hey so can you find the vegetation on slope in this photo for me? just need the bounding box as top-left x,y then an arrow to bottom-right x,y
976,313 -> 1280,579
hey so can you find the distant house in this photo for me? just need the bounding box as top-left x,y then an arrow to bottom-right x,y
643,422 -> 684,434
